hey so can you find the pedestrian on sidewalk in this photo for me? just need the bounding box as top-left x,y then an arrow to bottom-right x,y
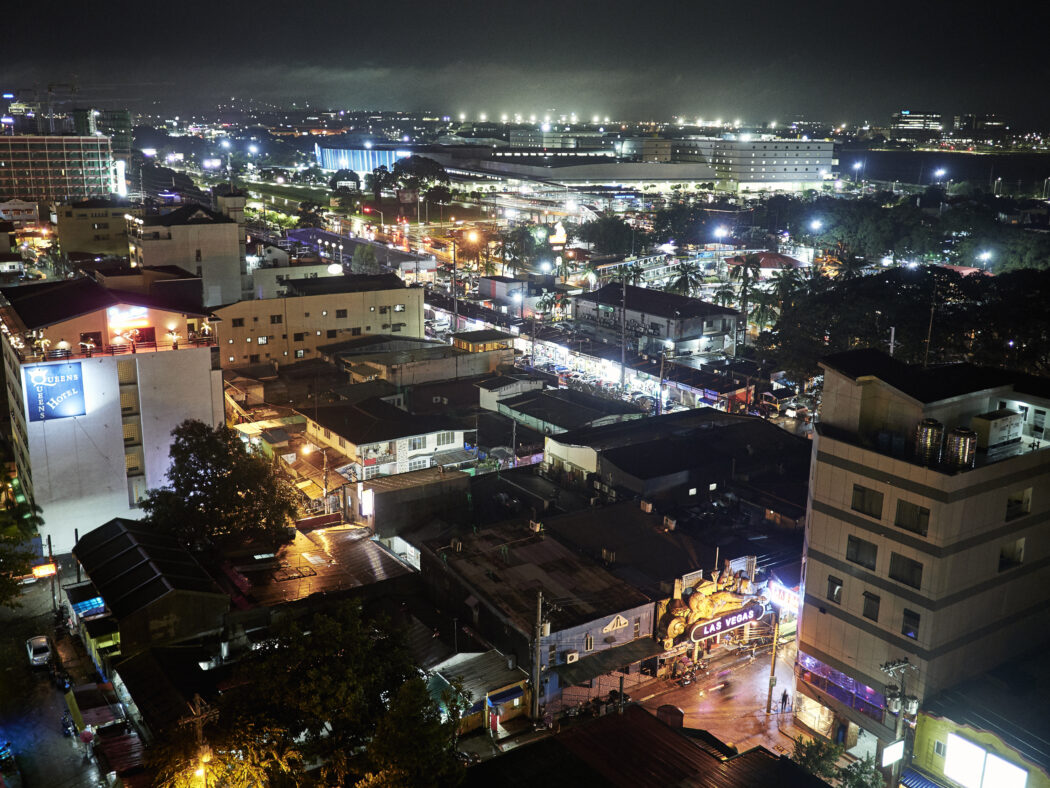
780,689 -> 789,713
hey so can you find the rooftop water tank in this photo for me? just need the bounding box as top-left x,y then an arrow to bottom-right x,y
914,418 -> 944,466
946,427 -> 978,471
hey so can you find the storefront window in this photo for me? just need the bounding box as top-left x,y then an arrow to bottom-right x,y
795,693 -> 834,737
798,651 -> 885,724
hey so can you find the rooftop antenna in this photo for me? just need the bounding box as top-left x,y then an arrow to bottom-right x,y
923,285 -> 936,368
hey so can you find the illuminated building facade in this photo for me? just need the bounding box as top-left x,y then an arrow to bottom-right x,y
889,110 -> 943,141
671,136 -> 834,192
314,143 -> 411,174
796,349 -> 1050,768
0,278 -> 222,553
213,274 -> 424,368
0,135 -> 117,203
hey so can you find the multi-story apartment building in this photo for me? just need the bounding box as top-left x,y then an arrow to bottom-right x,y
573,283 -> 739,355
796,349 -> 1050,767
0,278 -> 222,553
127,204 -> 241,308
0,136 -> 116,203
57,198 -> 141,257
0,199 -> 40,228
672,136 -> 834,192
213,274 -> 424,368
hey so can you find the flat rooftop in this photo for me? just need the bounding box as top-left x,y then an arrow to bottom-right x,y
227,526 -> 412,607
422,520 -> 651,635
501,388 -> 641,430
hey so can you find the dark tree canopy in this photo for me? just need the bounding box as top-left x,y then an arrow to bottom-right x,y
578,215 -> 639,256
391,155 -> 450,191
141,420 -> 298,550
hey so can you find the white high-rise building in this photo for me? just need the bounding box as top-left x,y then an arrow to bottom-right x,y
796,349 -> 1050,765
1,278 -> 223,553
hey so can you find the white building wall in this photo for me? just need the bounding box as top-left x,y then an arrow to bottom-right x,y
19,348 -> 222,554
135,223 -> 240,307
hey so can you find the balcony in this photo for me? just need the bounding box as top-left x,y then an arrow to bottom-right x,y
9,337 -> 215,365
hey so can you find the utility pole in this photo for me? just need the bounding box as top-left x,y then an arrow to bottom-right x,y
451,238 -> 459,333
657,350 -> 666,415
764,608 -> 780,713
888,326 -> 897,357
881,658 -> 919,784
619,274 -> 627,391
530,590 -> 544,720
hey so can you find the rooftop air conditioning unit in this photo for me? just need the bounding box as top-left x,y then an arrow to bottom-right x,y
529,520 -> 544,533
565,651 -> 579,664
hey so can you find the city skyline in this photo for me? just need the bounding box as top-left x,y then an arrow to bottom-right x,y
6,0 -> 1049,126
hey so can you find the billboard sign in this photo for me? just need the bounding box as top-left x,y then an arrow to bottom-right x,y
688,600 -> 765,642
24,362 -> 86,422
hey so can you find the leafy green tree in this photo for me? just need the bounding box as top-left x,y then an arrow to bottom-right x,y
425,184 -> 453,205
366,677 -> 463,787
141,420 -> 299,550
390,156 -> 449,191
791,735 -> 843,780
838,755 -> 886,788
366,166 -> 394,203
223,601 -> 419,786
296,201 -> 325,229
578,214 -> 638,256
0,539 -> 33,608
328,169 -> 361,192
750,288 -> 779,331
352,243 -> 382,275
1,484 -> 44,607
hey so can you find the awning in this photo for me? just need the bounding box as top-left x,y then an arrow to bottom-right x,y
487,686 -> 525,706
295,480 -> 324,500
553,638 -> 663,687
900,769 -> 948,788
432,448 -> 476,466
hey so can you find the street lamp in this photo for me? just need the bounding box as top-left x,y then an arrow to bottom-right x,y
852,161 -> 863,184
934,168 -> 946,180
302,443 -> 330,515
809,219 -> 823,232
978,250 -> 992,268
714,226 -> 729,241
512,287 -> 525,320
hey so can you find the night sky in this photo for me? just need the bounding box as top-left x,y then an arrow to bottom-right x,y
9,0 -> 1049,125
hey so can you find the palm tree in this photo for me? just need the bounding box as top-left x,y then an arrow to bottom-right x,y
769,267 -> 801,313
729,253 -> 763,348
536,291 -> 565,317
668,261 -> 704,296
713,282 -> 736,308
801,265 -> 830,297
750,289 -> 779,332
837,254 -> 868,281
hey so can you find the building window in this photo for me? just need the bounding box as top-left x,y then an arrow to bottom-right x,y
195,249 -> 202,262
889,553 -> 923,589
862,592 -> 880,622
408,457 -> 429,471
270,314 -> 283,324
336,309 -> 347,318
634,617 -> 641,638
1005,487 -> 1032,521
584,634 -> 594,651
999,537 -> 1025,572
231,318 -> 245,328
436,431 -> 455,446
321,310 -> 328,316
249,354 -> 259,363
379,306 -> 389,314
293,332 -> 305,342
394,304 -> 406,312
846,535 -> 877,571
934,740 -> 946,757
257,336 -> 268,345
295,349 -> 305,358
408,436 -> 425,451
851,485 -> 883,519
351,327 -> 361,336
902,609 -> 920,640
327,329 -> 337,338
826,575 -> 843,604
894,500 -> 930,536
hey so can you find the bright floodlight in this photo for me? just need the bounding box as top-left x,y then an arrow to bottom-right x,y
978,251 -> 992,262
512,292 -> 523,302
467,230 -> 479,243
714,226 -> 728,239
810,220 -> 823,231
853,162 -> 862,170
935,168 -> 947,178
540,261 -> 552,272
220,140 -> 230,149
327,263 -> 342,274
248,144 -> 258,154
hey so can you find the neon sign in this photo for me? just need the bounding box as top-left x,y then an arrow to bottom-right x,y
767,581 -> 800,611
688,600 -> 765,642
24,362 -> 86,422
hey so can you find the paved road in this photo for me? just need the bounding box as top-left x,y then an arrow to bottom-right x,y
0,563 -> 103,788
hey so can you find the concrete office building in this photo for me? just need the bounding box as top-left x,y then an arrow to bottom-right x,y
127,204 -> 241,308
0,136 -> 117,203
889,111 -> 943,141
0,278 -> 223,554
672,136 -> 834,192
796,349 -> 1050,766
213,274 -> 424,368
57,198 -> 141,257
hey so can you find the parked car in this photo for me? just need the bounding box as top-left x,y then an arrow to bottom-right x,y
26,636 -> 51,667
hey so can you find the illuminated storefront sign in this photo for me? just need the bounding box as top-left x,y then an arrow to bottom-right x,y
32,562 -> 58,578
767,581 -> 800,611
107,305 -> 150,339
24,362 -> 86,422
688,600 -> 765,642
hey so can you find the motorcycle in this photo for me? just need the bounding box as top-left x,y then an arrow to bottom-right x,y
61,712 -> 76,737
